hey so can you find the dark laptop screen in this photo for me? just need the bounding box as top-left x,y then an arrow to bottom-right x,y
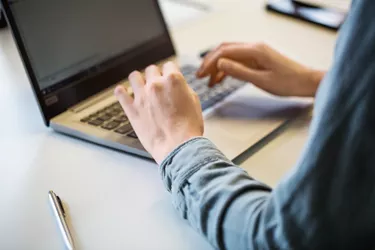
9,0 -> 168,92
3,0 -> 175,124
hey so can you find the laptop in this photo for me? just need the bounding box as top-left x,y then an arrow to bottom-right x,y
1,0 -> 309,160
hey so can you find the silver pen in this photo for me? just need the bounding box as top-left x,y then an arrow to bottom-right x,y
48,190 -> 76,250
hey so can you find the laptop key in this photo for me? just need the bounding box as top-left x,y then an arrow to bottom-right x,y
112,102 -> 122,109
101,121 -> 120,130
98,113 -> 112,121
88,118 -> 104,126
80,116 -> 91,123
127,131 -> 138,139
113,105 -> 122,111
114,123 -> 133,134
181,65 -> 196,75
113,115 -> 128,123
106,109 -> 121,116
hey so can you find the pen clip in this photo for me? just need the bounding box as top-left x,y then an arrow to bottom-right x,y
56,195 -> 66,216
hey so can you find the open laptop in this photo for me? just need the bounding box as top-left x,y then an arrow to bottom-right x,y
1,0 -> 309,160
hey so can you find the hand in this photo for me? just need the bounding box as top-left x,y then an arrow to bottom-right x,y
197,42 -> 325,97
114,62 -> 204,164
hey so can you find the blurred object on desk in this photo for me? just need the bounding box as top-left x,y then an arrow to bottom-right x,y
158,0 -> 211,29
266,0 -> 347,30
295,0 -> 351,12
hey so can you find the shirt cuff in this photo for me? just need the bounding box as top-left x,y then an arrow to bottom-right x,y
159,137 -> 231,193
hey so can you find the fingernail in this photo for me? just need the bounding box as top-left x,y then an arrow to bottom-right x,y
114,85 -> 124,96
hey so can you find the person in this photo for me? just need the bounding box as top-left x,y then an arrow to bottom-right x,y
114,0 -> 375,249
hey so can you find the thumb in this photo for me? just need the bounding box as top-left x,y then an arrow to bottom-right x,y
114,85 -> 135,117
217,58 -> 264,84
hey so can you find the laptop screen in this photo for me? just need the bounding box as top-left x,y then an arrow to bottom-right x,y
9,0 -> 169,92
3,0 -> 175,124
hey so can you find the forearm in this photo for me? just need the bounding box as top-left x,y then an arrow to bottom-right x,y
160,138 -> 284,250
160,133 -> 375,250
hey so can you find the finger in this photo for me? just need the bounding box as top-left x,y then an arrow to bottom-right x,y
208,71 -> 226,88
217,58 -> 264,84
215,71 -> 226,83
200,43 -> 238,64
162,61 -> 181,76
197,42 -> 244,77
197,43 -> 260,78
114,85 -> 135,117
145,65 -> 161,82
208,71 -> 218,88
128,71 -> 145,96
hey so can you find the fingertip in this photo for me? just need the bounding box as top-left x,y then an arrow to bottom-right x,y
197,70 -> 210,78
208,76 -> 216,88
215,72 -> 226,83
114,85 -> 133,106
196,66 -> 204,77
164,61 -> 176,67
114,85 -> 126,97
163,61 -> 181,76
129,70 -> 140,80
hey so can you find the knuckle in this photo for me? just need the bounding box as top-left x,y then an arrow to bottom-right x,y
129,70 -> 139,79
222,60 -> 232,70
253,42 -> 268,51
146,64 -> 158,71
164,61 -> 175,67
148,81 -> 163,92
167,72 -> 184,83
218,46 -> 230,57
219,42 -> 229,49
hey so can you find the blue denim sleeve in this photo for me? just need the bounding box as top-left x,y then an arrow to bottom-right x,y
160,1 -> 375,249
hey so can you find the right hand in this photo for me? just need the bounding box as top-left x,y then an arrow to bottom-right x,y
115,62 -> 204,164
196,43 -> 325,97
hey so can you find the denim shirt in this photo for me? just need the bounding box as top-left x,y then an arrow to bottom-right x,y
160,1 -> 375,249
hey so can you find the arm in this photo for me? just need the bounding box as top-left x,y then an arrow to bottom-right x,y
160,1 -> 375,249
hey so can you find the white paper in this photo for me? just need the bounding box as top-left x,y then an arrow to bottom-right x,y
158,0 -> 209,29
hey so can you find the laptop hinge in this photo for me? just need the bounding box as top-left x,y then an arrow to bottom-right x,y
69,80 -> 129,113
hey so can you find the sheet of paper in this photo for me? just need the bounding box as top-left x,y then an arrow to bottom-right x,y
158,0 -> 210,29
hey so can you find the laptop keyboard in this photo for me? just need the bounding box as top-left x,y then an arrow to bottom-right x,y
181,65 -> 245,110
80,65 -> 245,136
80,102 -> 136,136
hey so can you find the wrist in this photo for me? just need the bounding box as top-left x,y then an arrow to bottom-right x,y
298,68 -> 325,97
309,69 -> 325,92
152,132 -> 203,164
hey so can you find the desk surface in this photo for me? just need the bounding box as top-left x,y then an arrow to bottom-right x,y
0,1 -> 337,249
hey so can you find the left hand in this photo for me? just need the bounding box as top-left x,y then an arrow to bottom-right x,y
114,62 -> 204,164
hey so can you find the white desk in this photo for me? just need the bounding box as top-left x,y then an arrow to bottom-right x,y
0,1 -> 338,249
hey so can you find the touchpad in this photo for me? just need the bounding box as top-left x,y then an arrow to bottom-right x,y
203,84 -> 312,159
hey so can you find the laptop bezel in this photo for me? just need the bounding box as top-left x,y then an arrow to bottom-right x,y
1,0 -> 176,126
